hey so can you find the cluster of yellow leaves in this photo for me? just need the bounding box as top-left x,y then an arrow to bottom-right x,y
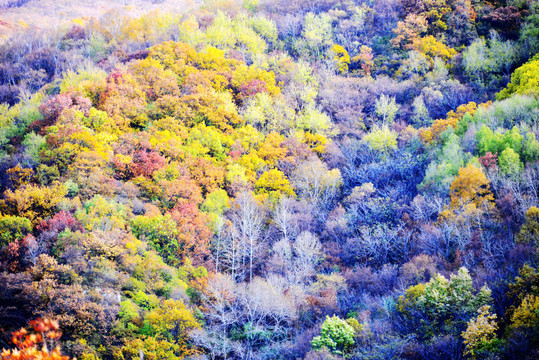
397,283 -> 427,317
0,183 -> 67,225
256,132 -> 288,166
420,102 -> 479,144
63,39 -> 322,206
331,44 -> 351,74
146,299 -> 200,339
255,168 -> 296,200
412,35 -> 456,61
231,64 -> 281,97
297,131 -> 328,155
117,298 -> 201,359
462,305 -> 498,359
363,126 -> 398,153
510,294 -> 539,329
438,164 -> 495,225
516,206 -> 539,245
497,54 -> 539,100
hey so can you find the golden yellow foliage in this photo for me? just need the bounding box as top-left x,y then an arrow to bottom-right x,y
397,283 -> 426,317
1,183 -> 67,225
420,102 -> 478,144
462,305 -> 499,359
438,164 -> 495,224
516,206 -> 539,245
412,35 -> 456,61
511,294 -> 539,329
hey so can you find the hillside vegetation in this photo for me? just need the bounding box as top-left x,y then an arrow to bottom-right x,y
0,0 -> 196,37
1,0 -> 539,359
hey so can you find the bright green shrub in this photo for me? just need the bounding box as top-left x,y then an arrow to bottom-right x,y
311,315 -> 356,355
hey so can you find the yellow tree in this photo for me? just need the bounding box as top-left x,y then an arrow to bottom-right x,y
412,35 -> 456,62
1,183 -> 67,225
462,305 -> 500,359
419,101 -> 480,144
331,45 -> 351,74
146,299 -> 200,356
516,206 -> 539,245
510,294 -> 539,329
257,132 -> 288,166
439,164 -> 495,224
255,169 -> 296,199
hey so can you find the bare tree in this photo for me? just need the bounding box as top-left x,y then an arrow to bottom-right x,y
230,192 -> 265,282
269,231 -> 322,286
198,273 -> 300,359
292,231 -> 323,284
273,198 -> 295,241
272,196 -> 314,241
212,215 -> 227,273
24,235 -> 41,266
292,158 -> 342,224
221,223 -> 244,282
269,238 -> 293,278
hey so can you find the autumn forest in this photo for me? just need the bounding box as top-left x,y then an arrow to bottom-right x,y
1,0 -> 539,359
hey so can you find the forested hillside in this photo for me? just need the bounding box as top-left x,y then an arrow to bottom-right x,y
1,0 -> 539,359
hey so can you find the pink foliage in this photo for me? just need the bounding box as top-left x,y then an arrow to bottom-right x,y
130,150 -> 167,178
479,152 -> 498,170
37,211 -> 84,234
238,79 -> 268,103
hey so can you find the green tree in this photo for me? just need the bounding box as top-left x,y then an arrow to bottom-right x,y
498,147 -> 522,176
299,12 -> 334,58
295,106 -> 333,135
242,93 -> 295,133
503,126 -> 523,155
463,32 -> 519,86
22,132 -> 46,163
205,12 -> 274,57
476,125 -> 504,156
131,215 -> 179,264
497,54 -> 539,100
516,206 -> 539,245
419,132 -> 464,194
419,268 -> 492,319
363,125 -> 398,153
412,96 -> 431,126
374,94 -> 400,125
0,215 -> 32,246
522,132 -> 539,163
201,189 -> 230,215
311,315 -> 355,355
520,2 -> 539,55
398,268 -> 493,339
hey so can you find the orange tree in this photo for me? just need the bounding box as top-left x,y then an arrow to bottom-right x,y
1,318 -> 70,360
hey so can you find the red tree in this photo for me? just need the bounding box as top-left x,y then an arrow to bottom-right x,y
171,203 -> 213,270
